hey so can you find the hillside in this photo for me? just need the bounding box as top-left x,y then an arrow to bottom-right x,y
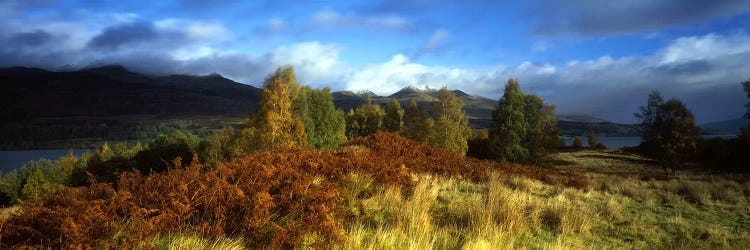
699,118 -> 746,135
0,66 -> 262,120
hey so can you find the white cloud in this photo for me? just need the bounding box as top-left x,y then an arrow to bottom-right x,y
659,32 -> 750,64
310,9 -> 411,30
271,42 -> 341,84
110,13 -> 139,23
154,18 -> 230,41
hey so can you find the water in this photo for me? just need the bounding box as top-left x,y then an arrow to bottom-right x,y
563,135 -> 738,149
0,149 -> 92,174
563,137 -> 642,149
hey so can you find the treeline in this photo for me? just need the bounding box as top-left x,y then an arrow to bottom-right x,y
0,118 -> 222,150
631,78 -> 750,173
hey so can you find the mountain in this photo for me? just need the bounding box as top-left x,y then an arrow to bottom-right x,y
0,66 -> 262,120
333,86 -> 497,128
699,118 -> 746,135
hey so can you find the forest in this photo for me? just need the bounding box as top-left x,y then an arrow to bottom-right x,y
1,67 -> 750,249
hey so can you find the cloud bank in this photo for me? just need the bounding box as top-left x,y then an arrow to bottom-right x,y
528,0 -> 750,36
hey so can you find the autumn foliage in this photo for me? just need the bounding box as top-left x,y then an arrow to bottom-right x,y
0,132 -> 585,248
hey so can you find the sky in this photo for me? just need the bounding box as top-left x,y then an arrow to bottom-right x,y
2,0 -> 750,123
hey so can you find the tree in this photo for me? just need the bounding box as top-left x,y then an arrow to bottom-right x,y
21,168 -> 48,201
490,79 -> 529,162
428,88 -> 472,155
522,94 -> 560,162
400,99 -> 434,142
635,91 -> 664,142
635,94 -> 699,174
345,95 -> 385,138
294,87 -> 347,149
588,131 -> 597,148
255,66 -> 307,149
383,99 -> 404,132
488,80 -> 559,163
199,126 -> 236,165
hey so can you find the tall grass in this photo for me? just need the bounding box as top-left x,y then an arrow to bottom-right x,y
150,234 -> 245,250
341,168 -> 750,249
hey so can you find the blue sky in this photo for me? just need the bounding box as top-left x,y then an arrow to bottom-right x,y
2,0 -> 750,123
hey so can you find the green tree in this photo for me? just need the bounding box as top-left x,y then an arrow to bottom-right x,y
294,87 -> 347,149
254,66 -> 307,149
21,168 -> 48,201
489,79 -> 529,162
199,126 -> 237,165
400,100 -> 434,142
523,95 -> 560,161
635,91 -> 664,143
345,95 -> 385,138
488,80 -> 559,163
428,88 -> 472,155
383,99 -> 404,132
129,132 -> 198,176
635,95 -> 699,174
0,160 -> 62,202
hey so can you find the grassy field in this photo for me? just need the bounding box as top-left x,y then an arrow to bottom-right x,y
2,149 -> 748,249
335,150 -> 750,249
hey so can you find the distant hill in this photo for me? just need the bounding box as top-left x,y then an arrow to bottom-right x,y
0,66 -> 262,120
333,86 -> 497,128
556,114 -> 609,123
699,118 -> 746,135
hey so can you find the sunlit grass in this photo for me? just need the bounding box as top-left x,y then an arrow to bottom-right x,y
150,234 -> 246,250
338,150 -> 750,249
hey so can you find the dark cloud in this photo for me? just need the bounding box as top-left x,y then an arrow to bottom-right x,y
8,30 -> 54,47
87,22 -> 159,49
644,60 -> 713,76
363,0 -> 456,14
529,0 -> 750,36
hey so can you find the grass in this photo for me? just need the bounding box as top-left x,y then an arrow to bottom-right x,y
150,234 -> 245,250
338,150 -> 750,249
